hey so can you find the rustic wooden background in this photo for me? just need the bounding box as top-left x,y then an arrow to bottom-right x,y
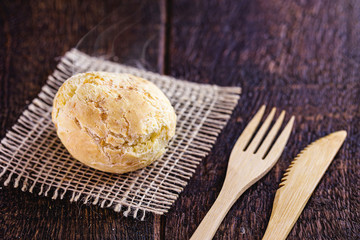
1,0 -> 359,239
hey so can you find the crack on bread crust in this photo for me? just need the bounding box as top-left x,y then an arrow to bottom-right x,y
74,96 -> 169,163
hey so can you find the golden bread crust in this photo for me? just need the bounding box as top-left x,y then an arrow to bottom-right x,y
52,72 -> 176,173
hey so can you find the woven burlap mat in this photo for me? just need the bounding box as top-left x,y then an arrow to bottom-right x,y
0,49 -> 240,220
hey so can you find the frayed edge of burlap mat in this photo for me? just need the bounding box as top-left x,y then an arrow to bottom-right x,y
0,49 -> 241,220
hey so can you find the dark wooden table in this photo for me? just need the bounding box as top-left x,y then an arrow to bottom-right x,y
1,0 -> 359,239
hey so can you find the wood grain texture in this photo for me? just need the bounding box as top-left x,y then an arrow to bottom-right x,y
0,0 -> 162,239
165,0 -> 360,239
0,0 -> 359,239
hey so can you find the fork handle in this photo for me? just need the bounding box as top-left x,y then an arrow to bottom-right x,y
190,187 -> 244,240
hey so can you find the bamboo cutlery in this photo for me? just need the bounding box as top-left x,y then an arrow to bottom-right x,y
190,106 -> 346,240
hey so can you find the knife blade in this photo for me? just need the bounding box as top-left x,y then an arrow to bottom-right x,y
262,130 -> 347,240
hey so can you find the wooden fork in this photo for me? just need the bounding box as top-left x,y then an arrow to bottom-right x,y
190,105 -> 295,240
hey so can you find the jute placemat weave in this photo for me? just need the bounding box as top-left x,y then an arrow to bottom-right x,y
0,49 -> 240,219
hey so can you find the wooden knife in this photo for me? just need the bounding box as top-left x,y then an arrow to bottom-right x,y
262,130 -> 347,240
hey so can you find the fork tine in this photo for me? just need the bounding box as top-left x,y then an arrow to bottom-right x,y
263,116 -> 295,165
246,107 -> 276,153
256,110 -> 285,158
232,105 -> 266,151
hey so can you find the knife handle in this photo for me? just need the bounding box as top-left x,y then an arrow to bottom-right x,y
262,213 -> 295,240
262,193 -> 306,240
